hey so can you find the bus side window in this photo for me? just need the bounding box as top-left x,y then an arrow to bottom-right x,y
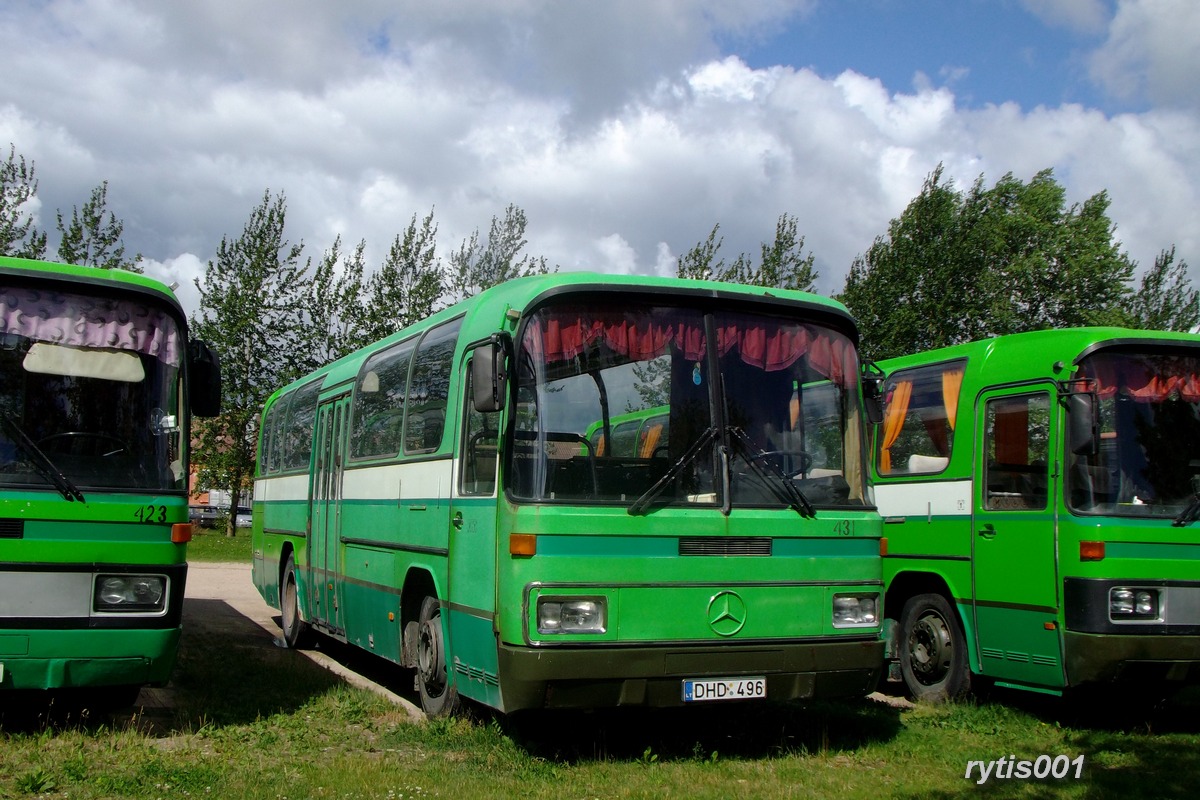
282,381 -> 320,471
877,361 -> 964,476
984,393 -> 1049,510
405,320 -> 461,455
351,340 -> 416,459
262,394 -> 289,474
459,355 -> 499,496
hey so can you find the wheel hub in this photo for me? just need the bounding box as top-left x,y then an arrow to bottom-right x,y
417,617 -> 445,691
909,612 -> 953,685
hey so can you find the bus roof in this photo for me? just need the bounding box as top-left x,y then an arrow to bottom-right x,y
877,327 -> 1200,381
0,255 -> 184,315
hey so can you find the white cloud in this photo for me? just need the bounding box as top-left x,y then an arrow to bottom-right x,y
1090,0 -> 1200,109
142,253 -> 207,321
1020,0 -> 1110,35
1,0 -> 1197,320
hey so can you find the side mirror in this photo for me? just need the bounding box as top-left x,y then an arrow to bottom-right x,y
1068,391 -> 1098,456
861,362 -> 885,426
189,340 -> 222,418
471,337 -> 508,413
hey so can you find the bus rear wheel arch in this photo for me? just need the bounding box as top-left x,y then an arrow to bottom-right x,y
898,592 -> 970,702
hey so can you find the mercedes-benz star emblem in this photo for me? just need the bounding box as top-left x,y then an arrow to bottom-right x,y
707,590 -> 747,636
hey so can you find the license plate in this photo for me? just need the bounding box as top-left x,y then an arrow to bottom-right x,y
682,676 -> 766,702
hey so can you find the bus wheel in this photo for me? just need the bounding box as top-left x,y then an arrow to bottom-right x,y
280,554 -> 309,649
416,596 -> 460,717
899,593 -> 970,703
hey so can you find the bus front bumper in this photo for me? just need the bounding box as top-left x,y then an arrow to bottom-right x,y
496,636 -> 883,711
1063,631 -> 1200,686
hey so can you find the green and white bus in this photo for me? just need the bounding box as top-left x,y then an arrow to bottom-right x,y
1,256 -> 221,703
251,272 -> 884,715
873,327 -> 1200,701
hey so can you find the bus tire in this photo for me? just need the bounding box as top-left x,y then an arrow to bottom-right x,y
280,554 -> 309,649
416,595 -> 460,717
898,593 -> 970,703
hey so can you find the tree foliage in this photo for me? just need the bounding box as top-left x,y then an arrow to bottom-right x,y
190,191 -> 310,534
677,213 -> 818,291
1129,246 -> 1200,332
304,235 -> 368,369
355,209 -> 444,346
840,166 -> 1136,361
446,203 -> 549,300
1,144 -> 47,258
55,181 -> 142,271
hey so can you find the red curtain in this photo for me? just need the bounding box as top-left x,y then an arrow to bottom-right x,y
524,312 -> 857,386
1086,358 -> 1200,402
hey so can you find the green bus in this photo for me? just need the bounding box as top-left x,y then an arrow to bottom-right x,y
873,327 -> 1200,701
251,272 -> 884,715
1,256 -> 221,703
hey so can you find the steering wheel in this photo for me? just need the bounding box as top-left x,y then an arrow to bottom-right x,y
36,432 -> 129,458
750,449 -> 814,477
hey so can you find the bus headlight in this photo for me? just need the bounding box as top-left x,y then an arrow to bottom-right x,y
94,575 -> 167,613
832,593 -> 879,628
537,597 -> 606,634
1109,587 -> 1159,621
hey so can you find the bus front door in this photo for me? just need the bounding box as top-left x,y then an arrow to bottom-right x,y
310,395 -> 350,636
445,352 -> 502,707
972,386 -> 1065,690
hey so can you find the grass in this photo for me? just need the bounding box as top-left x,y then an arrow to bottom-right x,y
186,528 -> 253,562
3,620 -> 1200,799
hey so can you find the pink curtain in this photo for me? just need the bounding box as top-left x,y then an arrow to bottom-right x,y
1,286 -> 181,366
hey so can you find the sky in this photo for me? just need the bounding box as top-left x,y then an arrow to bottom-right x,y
2,0 -> 1198,318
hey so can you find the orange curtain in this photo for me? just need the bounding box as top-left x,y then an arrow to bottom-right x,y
942,368 -> 964,430
879,380 -> 913,474
638,424 -> 663,458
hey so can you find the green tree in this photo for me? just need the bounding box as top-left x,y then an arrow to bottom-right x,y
840,165 -> 1135,361
304,235 -> 368,368
355,209 -> 445,346
55,181 -> 142,271
1,144 -> 48,258
190,191 -> 309,535
677,214 -> 817,291
446,203 -> 548,300
1129,246 -> 1200,332
676,223 -> 725,282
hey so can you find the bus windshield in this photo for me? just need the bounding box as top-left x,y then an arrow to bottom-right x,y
510,299 -> 867,510
1069,347 -> 1200,518
0,286 -> 185,494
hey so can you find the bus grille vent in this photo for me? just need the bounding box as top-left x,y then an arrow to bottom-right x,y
679,537 -> 772,556
0,519 -> 24,538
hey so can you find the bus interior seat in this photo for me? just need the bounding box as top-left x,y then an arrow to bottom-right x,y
907,454 -> 949,473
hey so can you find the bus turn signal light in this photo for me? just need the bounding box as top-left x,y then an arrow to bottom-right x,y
510,533 -> 537,557
172,523 -> 193,544
1080,541 -> 1105,561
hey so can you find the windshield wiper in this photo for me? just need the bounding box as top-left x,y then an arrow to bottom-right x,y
727,427 -> 815,518
0,412 -> 86,502
1173,495 -> 1200,527
628,426 -> 719,516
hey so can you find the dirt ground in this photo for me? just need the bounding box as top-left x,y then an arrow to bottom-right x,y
138,562 -> 423,720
